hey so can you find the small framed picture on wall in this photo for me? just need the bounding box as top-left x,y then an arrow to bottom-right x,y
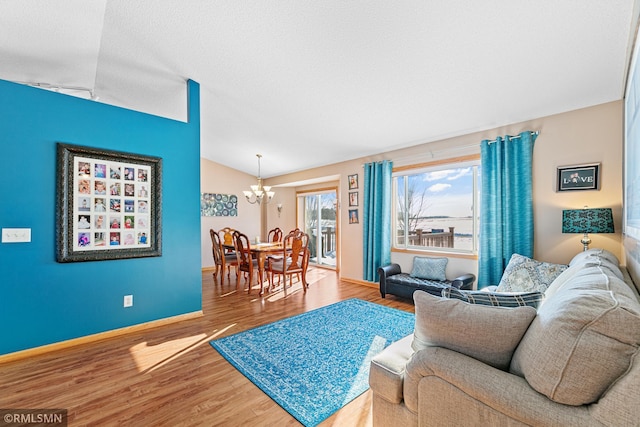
348,174 -> 358,190
349,191 -> 358,207
349,209 -> 359,224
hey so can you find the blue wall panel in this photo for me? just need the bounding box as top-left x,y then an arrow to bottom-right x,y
0,79 -> 202,355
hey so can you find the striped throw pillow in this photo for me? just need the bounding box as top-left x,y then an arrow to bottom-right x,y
442,287 -> 544,309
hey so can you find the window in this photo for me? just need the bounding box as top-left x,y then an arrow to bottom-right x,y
393,160 -> 480,254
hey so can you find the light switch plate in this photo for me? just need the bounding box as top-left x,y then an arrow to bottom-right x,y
2,228 -> 31,243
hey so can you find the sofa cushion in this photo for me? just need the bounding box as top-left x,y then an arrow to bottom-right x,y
410,256 -> 448,281
569,248 -> 619,267
496,254 -> 568,293
510,268 -> 640,405
544,255 -> 623,302
412,291 -> 536,370
442,287 -> 544,309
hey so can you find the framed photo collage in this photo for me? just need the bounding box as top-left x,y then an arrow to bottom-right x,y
56,143 -> 162,262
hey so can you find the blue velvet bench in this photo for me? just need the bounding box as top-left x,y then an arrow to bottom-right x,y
378,263 -> 475,300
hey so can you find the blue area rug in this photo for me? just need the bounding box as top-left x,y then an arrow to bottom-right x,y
210,298 -> 415,427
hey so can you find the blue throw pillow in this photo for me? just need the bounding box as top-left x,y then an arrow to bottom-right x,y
410,256 -> 448,281
442,287 -> 544,309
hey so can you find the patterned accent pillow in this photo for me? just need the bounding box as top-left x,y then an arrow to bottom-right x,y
497,254 -> 568,293
442,287 -> 544,309
410,256 -> 448,281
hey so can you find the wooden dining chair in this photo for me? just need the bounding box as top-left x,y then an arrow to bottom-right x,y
210,229 -> 238,286
267,227 -> 283,243
262,227 -> 284,287
210,229 -> 224,285
267,229 -> 310,292
233,231 -> 261,294
219,227 -> 235,251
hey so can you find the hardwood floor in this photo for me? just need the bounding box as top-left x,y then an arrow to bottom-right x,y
0,267 -> 414,426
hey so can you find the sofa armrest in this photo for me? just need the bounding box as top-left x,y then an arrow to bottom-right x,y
379,263 -> 402,279
369,335 -> 414,404
378,263 -> 403,298
404,347 -> 596,426
451,273 -> 475,290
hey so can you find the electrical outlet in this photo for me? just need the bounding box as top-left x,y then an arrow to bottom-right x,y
123,295 -> 133,307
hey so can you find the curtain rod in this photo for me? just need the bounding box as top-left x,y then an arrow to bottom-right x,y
362,130 -> 540,166
486,130 -> 540,145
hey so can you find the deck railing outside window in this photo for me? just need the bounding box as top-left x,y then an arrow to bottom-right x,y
398,227 -> 455,248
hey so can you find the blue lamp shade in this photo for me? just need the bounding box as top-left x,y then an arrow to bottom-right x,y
562,208 -> 614,233
562,208 -> 614,251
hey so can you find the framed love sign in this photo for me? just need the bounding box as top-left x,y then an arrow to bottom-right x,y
557,163 -> 600,192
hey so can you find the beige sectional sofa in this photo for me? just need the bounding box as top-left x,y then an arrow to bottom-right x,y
369,249 -> 640,426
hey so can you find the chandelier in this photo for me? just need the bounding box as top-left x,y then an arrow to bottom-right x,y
243,154 -> 274,205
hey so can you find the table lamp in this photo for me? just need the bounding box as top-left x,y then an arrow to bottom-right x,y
562,207 -> 614,251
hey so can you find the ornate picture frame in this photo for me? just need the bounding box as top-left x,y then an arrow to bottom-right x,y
56,143 -> 162,262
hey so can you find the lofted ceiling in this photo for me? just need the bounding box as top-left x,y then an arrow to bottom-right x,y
1,1 -> 638,178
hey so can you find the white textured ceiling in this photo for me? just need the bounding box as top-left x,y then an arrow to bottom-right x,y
0,1 -> 637,177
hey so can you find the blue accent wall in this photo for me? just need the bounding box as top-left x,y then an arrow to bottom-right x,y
0,79 -> 202,355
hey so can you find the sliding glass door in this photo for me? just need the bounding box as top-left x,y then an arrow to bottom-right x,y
298,190 -> 337,268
